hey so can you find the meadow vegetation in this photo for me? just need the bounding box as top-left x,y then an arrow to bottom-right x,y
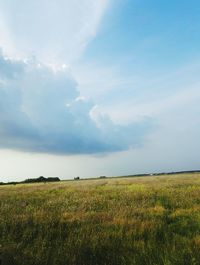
0,173 -> 200,265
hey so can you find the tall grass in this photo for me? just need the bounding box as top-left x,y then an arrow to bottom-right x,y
0,174 -> 200,265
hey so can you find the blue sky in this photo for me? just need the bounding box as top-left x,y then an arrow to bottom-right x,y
0,0 -> 200,181
84,0 -> 200,65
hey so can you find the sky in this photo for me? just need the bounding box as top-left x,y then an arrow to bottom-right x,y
0,0 -> 200,181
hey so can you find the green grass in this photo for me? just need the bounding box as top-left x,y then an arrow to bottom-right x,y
0,173 -> 200,265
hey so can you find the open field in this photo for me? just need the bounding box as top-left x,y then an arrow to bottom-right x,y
0,173 -> 200,265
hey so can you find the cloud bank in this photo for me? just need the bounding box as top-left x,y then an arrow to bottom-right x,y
0,52 -> 151,154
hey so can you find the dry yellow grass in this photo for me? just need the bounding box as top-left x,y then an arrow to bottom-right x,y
0,173 -> 200,265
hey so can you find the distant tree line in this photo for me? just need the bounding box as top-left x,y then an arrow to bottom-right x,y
24,176 -> 60,183
122,170 -> 200,178
0,176 -> 60,185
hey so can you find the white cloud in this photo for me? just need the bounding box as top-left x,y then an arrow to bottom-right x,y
0,52 -> 151,154
0,0 -> 109,63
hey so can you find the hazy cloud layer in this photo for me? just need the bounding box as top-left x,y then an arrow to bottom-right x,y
0,52 -> 151,154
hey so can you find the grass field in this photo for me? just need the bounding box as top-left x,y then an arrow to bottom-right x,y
0,173 -> 200,265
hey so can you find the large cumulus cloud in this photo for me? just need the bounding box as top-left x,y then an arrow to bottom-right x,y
0,52 -> 151,154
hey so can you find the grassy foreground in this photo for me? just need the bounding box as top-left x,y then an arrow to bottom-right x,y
0,174 -> 200,265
